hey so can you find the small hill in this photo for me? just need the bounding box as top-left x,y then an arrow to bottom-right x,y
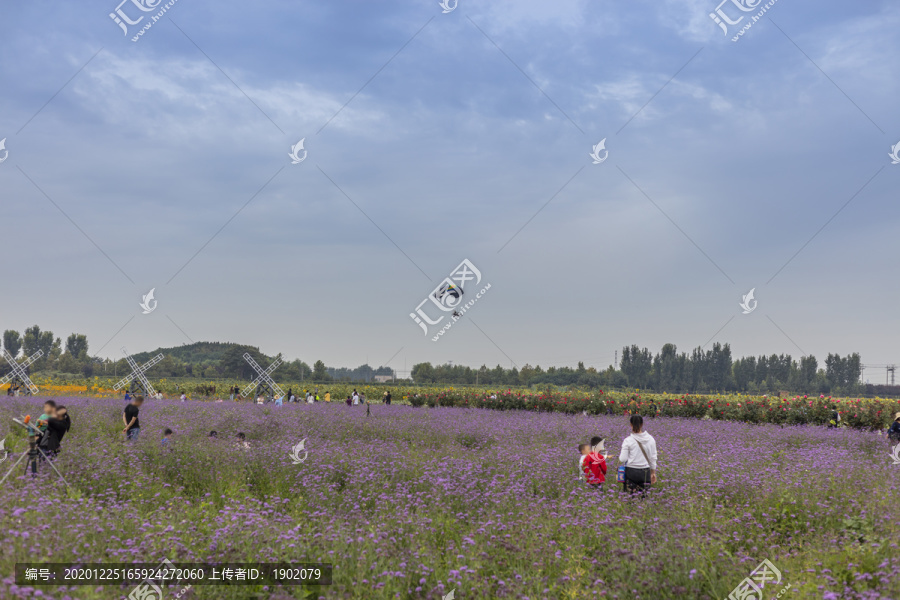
131,341 -> 268,364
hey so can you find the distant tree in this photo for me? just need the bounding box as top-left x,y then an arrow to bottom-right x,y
65,333 -> 89,358
518,364 -> 537,385
845,353 -> 861,388
621,345 -> 652,388
799,355 -> 818,390
220,345 -> 268,379
411,362 -> 435,383
48,337 -> 62,371
312,360 -> 330,381
2,330 -> 22,359
652,343 -> 679,391
23,325 -> 54,364
58,352 -> 80,374
732,356 -> 755,391
706,343 -> 733,391
825,354 -> 845,389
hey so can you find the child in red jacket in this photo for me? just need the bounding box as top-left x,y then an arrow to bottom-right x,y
581,436 -> 608,488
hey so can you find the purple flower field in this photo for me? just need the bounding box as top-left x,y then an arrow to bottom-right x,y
0,398 -> 898,599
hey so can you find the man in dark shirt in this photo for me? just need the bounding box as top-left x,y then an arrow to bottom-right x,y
40,406 -> 71,457
123,396 -> 143,441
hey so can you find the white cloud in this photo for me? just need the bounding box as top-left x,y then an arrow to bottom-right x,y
659,0 -> 721,42
585,73 -> 732,125
70,53 -> 386,140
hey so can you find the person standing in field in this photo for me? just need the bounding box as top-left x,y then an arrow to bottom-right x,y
123,395 -> 143,441
618,415 -> 657,495
325,391 -> 331,403
888,412 -> 900,447
829,405 -> 840,428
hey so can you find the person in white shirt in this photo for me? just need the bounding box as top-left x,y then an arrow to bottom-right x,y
618,415 -> 658,495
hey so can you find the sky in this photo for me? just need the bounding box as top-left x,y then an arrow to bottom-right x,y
0,0 -> 898,379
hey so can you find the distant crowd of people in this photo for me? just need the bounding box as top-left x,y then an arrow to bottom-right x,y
124,394 -> 252,449
228,387 -> 394,408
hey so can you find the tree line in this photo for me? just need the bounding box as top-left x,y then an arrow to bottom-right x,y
0,330 -> 392,383
411,343 -> 866,395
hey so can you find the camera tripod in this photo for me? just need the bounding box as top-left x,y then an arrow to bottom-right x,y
0,431 -> 70,488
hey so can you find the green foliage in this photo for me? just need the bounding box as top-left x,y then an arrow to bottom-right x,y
2,330 -> 22,360
65,333 -> 89,358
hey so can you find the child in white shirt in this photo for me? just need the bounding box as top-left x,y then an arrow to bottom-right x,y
577,443 -> 590,480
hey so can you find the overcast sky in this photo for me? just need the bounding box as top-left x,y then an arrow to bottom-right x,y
1,0 -> 898,378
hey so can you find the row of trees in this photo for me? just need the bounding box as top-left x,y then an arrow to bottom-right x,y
411,343 -> 867,395
1,328 -> 393,383
2,326 -> 91,376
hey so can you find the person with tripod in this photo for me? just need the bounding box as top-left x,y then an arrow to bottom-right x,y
123,395 -> 143,441
39,405 -> 70,459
